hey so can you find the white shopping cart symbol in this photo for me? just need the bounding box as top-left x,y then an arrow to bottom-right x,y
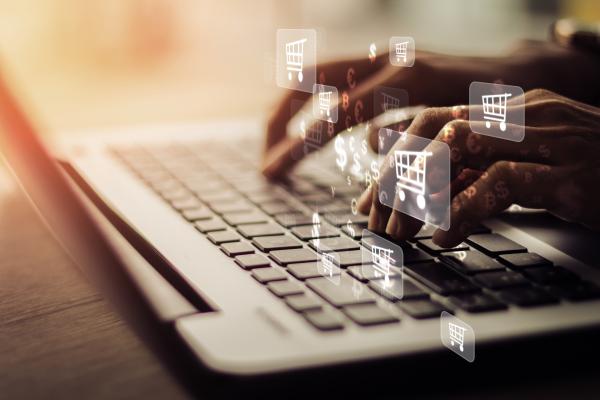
382,92 -> 400,112
394,150 -> 432,210
371,245 -> 394,277
318,91 -> 332,117
285,38 -> 308,82
321,252 -> 335,277
448,322 -> 467,352
482,93 -> 512,132
395,41 -> 409,63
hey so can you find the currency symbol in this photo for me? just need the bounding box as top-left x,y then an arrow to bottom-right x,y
379,190 -> 389,204
368,43 -> 377,63
361,139 -> 368,155
495,180 -> 509,199
331,186 -> 336,198
538,144 -> 551,158
370,160 -> 380,182
354,100 -> 364,123
334,136 -> 347,171
466,133 -> 482,154
346,220 -> 356,238
351,198 -> 358,215
299,120 -> 306,140
365,171 -> 372,188
484,191 -> 496,210
345,115 -> 353,132
352,152 -> 361,174
341,91 -> 349,112
349,136 -> 355,153
346,176 -> 352,186
312,212 -> 320,248
346,67 -> 356,89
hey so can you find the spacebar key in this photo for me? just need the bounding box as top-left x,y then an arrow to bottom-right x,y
405,261 -> 479,295
307,275 -> 376,307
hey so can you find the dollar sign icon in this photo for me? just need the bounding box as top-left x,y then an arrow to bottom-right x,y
370,160 -> 380,182
334,136 -> 347,171
368,43 -> 377,63
353,152 -> 361,174
341,91 -> 349,112
346,220 -> 355,238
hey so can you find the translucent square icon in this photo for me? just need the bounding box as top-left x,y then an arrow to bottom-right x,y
276,29 -> 316,93
469,81 -> 525,142
440,312 -> 475,362
374,86 -> 409,115
312,84 -> 338,123
313,241 -> 341,286
377,129 -> 451,230
389,36 -> 415,67
361,230 -> 404,293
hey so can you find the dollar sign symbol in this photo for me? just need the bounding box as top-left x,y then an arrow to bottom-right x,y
341,91 -> 349,111
361,139 -> 368,155
370,160 -> 380,182
347,220 -> 355,238
311,212 -> 320,248
334,136 -> 347,171
368,43 -> 377,63
346,176 -> 352,186
353,152 -> 361,174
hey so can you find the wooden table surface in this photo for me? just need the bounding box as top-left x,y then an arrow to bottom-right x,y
0,172 -> 190,400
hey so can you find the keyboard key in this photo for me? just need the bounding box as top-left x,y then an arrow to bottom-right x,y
237,223 -> 285,238
291,224 -> 340,241
449,293 -> 507,313
246,192 -> 284,204
341,223 -> 366,239
222,211 -> 268,226
211,200 -> 255,214
275,213 -> 314,228
235,254 -> 271,270
498,287 -> 559,307
306,275 -> 376,307
267,280 -> 304,297
303,309 -> 344,331
343,304 -> 399,326
170,196 -> 203,211
413,225 -> 436,239
545,281 -> 600,301
220,241 -> 255,257
252,235 -> 303,252
440,251 -> 506,275
405,262 -> 479,295
368,279 -> 428,302
251,268 -> 288,283
285,294 -> 323,312
522,266 -> 578,284
467,233 -> 527,255
159,187 -> 191,201
499,253 -> 552,269
417,239 -> 470,253
361,235 -> 412,251
347,265 -> 402,282
270,248 -> 319,266
335,250 -> 368,267
473,271 -> 529,289
206,230 -> 241,245
194,218 -> 227,233
287,261 -> 341,280
308,236 -> 360,253
397,299 -> 446,319
315,201 -> 350,214
181,207 -> 213,221
403,247 -> 435,265
323,212 -> 370,227
260,202 -> 299,215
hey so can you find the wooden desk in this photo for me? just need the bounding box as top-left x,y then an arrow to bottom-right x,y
0,175 -> 189,400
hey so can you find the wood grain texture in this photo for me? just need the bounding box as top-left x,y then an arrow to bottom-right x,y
0,179 -> 190,400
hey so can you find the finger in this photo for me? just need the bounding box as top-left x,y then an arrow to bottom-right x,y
433,160 -> 557,247
366,182 -> 393,233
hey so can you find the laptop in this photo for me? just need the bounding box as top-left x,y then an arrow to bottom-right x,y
2,66 -> 600,390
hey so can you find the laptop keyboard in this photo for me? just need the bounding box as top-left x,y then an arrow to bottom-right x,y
110,139 -> 600,331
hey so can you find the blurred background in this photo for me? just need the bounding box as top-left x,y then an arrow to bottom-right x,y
0,0 -> 598,136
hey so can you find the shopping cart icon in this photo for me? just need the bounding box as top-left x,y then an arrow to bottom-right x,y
371,245 -> 394,277
482,93 -> 512,132
382,92 -> 401,112
318,91 -> 332,117
304,120 -> 323,150
285,38 -> 308,82
448,322 -> 467,352
395,41 -> 409,63
394,150 -> 432,210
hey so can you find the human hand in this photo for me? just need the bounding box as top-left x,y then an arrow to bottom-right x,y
357,89 -> 600,247
262,40 -> 600,180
